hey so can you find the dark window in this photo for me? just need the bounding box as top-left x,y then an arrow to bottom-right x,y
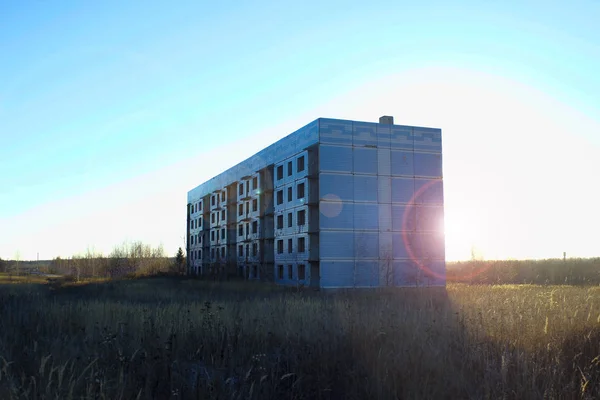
239,225 -> 244,236
239,183 -> 244,195
252,243 -> 257,256
246,244 -> 249,257
252,199 -> 258,212
190,235 -> 194,245
252,176 -> 258,189
221,229 -> 225,239
298,237 -> 306,252
253,265 -> 258,278
297,156 -> 305,172
198,234 -> 202,244
199,201 -> 202,211
252,220 -> 258,234
221,191 -> 226,202
276,190 -> 283,205
298,264 -> 305,280
287,161 -> 292,176
211,231 -> 215,241
221,247 -> 225,258
221,210 -> 225,221
211,213 -> 215,223
278,265 -> 284,279
246,223 -> 249,236
198,219 -> 202,228
287,264 -> 293,279
246,181 -> 249,194
288,238 -> 293,253
211,195 -> 215,206
239,245 -> 243,256
199,250 -> 202,259
287,187 -> 292,202
217,193 -> 220,204
277,215 -> 283,229
246,202 -> 249,214
277,240 -> 284,254
297,183 -> 305,199
287,212 -> 292,227
297,210 -> 306,226
238,204 -> 243,216
277,165 -> 283,180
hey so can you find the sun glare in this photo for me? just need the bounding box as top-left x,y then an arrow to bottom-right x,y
444,211 -> 481,261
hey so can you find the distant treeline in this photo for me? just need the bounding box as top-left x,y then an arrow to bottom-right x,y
447,258 -> 600,285
3,252 -> 599,285
0,241 -> 185,280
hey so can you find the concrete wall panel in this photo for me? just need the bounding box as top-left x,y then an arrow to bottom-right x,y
320,145 -> 353,172
378,176 -> 391,204
320,201 -> 354,230
392,204 -> 416,231
321,261 -> 355,288
376,123 -> 391,148
353,175 -> 378,203
414,152 -> 442,178
353,203 -> 379,230
319,118 -> 353,145
320,231 -> 355,259
378,233 -> 393,259
353,147 -> 378,174
354,232 -> 379,258
413,127 -> 442,153
415,205 -> 444,232
391,150 -> 414,176
390,125 -> 413,150
355,261 -> 379,287
414,179 -> 444,205
391,177 -> 415,204
378,203 -> 392,232
378,148 -> 391,176
392,232 -> 419,259
320,173 -> 354,201
353,121 -> 377,147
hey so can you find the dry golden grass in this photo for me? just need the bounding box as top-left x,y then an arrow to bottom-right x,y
0,278 -> 598,399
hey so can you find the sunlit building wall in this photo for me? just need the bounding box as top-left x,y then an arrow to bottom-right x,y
187,116 -> 445,288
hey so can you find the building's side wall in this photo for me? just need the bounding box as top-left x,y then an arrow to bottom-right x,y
318,118 -> 445,288
188,194 -> 210,276
187,120 -> 319,280
272,144 -> 319,287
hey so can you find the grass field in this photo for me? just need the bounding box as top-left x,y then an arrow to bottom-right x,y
0,278 -> 599,399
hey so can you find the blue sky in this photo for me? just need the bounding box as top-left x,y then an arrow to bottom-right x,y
1,0 -> 599,261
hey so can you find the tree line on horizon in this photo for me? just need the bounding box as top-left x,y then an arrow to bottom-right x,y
0,241 -> 186,280
447,257 -> 600,285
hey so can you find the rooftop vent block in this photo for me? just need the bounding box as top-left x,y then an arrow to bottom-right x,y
379,115 -> 394,124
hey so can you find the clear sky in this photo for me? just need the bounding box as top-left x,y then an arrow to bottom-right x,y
1,0 -> 599,261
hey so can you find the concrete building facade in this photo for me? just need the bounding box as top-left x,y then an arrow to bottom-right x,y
187,116 -> 445,288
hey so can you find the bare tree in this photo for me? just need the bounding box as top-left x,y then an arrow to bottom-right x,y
381,251 -> 394,287
14,250 -> 21,278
